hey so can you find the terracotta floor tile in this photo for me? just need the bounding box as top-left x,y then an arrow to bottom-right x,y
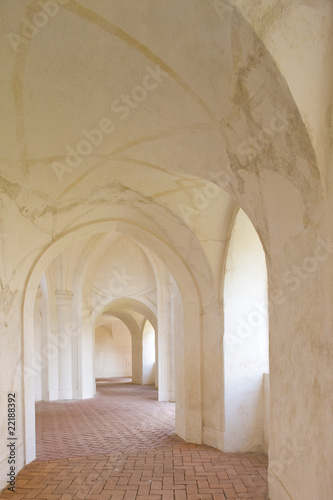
1,378 -> 268,499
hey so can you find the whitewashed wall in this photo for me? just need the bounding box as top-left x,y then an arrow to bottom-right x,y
94,316 -> 132,378
224,209 -> 269,452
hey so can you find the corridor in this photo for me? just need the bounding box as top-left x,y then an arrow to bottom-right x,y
1,380 -> 268,499
36,379 -> 178,460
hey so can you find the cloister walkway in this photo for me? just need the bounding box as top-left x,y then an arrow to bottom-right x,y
0,379 -> 268,499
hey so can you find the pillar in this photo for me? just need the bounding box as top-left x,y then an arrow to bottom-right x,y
55,290 -> 73,400
157,282 -> 175,401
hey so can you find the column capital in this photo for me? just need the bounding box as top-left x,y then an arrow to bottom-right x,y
55,290 -> 73,306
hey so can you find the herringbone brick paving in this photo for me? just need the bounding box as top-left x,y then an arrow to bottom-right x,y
0,378 -> 268,499
36,379 -> 179,460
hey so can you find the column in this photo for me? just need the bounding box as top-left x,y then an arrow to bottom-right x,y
157,283 -> 174,401
55,290 -> 73,400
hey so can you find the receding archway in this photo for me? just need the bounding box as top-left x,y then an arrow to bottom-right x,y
23,219 -> 203,464
94,298 -> 158,388
94,314 -> 132,379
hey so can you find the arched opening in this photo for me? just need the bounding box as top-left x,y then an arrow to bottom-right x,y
94,314 -> 132,380
142,319 -> 156,385
24,219 -> 202,464
93,302 -> 157,388
223,208 -> 269,452
33,287 -> 43,402
94,298 -> 158,388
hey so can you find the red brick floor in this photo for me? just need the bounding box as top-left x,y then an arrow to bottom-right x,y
36,378 -> 179,460
0,378 -> 268,499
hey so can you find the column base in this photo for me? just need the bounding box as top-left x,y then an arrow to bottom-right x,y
158,390 -> 175,402
58,389 -> 73,400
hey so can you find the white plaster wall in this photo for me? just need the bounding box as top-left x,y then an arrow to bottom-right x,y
224,209 -> 269,452
233,0 -> 333,187
42,273 -> 58,402
33,304 -> 42,402
94,316 -> 132,378
94,236 -> 156,298
142,319 -> 155,385
0,2 -> 332,498
130,319 -> 143,385
263,373 -> 270,453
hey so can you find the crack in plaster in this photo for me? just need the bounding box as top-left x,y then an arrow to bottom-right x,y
0,280 -> 17,315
